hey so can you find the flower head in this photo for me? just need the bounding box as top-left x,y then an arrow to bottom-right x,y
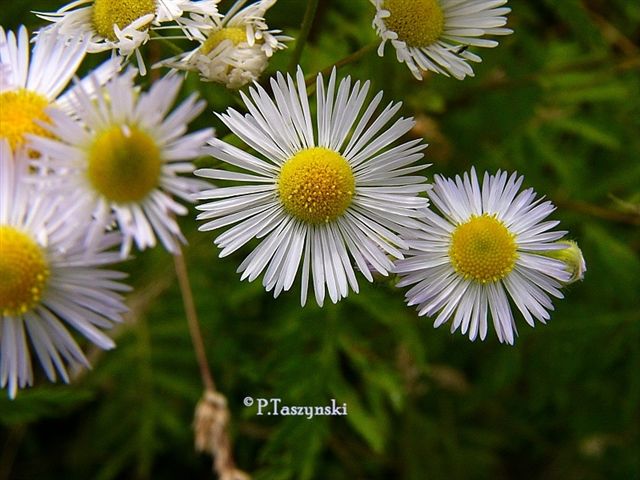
36,0 -> 219,74
0,25 -> 118,153
0,142 -> 130,398
195,68 -> 430,306
29,69 -> 214,256
544,239 -> 586,284
394,168 -> 577,344
371,0 -> 513,80
160,0 -> 290,89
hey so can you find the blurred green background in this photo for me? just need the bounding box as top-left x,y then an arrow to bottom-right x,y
1,0 -> 639,479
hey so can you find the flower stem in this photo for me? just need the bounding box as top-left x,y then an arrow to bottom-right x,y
288,0 -> 320,72
304,42 -> 377,85
150,31 -> 185,56
173,248 -> 249,478
173,248 -> 215,391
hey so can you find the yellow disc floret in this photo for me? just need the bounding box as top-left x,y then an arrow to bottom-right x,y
383,0 -> 445,47
0,89 -> 55,151
0,226 -> 50,317
449,214 -> 517,284
87,124 -> 162,204
201,27 -> 249,55
92,0 -> 156,41
278,147 -> 355,224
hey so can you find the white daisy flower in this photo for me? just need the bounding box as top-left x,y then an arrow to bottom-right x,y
36,0 -> 220,74
0,142 -> 130,399
195,68 -> 430,306
29,69 -> 214,256
394,168 -> 574,345
0,25 -> 119,153
160,0 -> 291,89
371,0 -> 513,80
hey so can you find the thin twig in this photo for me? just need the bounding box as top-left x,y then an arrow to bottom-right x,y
173,248 -> 250,479
586,8 -> 639,56
305,43 -> 377,86
173,248 -> 215,391
149,31 -> 185,56
287,0 -> 319,72
555,198 -> 640,226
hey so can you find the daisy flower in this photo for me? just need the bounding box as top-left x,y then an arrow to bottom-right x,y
29,69 -> 214,256
0,142 -> 129,399
371,0 -> 513,80
195,68 -> 430,306
36,0 -> 220,74
0,25 -> 119,153
394,168 -> 577,345
160,0 -> 291,89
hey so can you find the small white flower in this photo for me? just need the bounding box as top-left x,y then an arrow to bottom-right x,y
394,168 -> 573,344
160,0 -> 291,89
371,0 -> 513,80
0,25 -> 119,152
36,0 -> 220,74
0,142 -> 130,399
195,68 -> 430,306
29,69 -> 214,256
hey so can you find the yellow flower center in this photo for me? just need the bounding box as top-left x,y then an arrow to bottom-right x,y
87,125 -> 162,204
92,0 -> 156,41
449,214 -> 517,284
383,0 -> 445,47
278,147 -> 355,224
0,226 -> 50,317
201,27 -> 248,54
0,89 -> 55,151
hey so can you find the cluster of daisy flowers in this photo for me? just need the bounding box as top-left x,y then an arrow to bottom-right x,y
1,23 -> 211,398
2,0 -> 587,399
195,68 -> 586,345
36,0 -> 290,83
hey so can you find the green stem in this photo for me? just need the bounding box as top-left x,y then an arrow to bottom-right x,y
149,31 -> 185,56
554,198 -> 640,226
288,0 -> 320,72
305,42 -> 377,85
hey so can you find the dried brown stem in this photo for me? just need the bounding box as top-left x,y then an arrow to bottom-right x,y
173,249 -> 215,391
194,391 -> 250,480
173,248 -> 249,479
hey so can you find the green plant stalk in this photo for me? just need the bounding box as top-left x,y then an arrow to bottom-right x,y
305,42 -> 377,86
288,0 -> 320,72
149,31 -> 185,56
173,249 -> 215,391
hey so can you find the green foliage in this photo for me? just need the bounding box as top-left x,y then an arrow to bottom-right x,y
1,1 -> 639,479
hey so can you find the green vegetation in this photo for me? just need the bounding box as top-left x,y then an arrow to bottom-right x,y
1,1 -> 639,479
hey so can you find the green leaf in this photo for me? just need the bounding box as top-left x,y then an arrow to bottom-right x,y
550,118 -> 621,150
